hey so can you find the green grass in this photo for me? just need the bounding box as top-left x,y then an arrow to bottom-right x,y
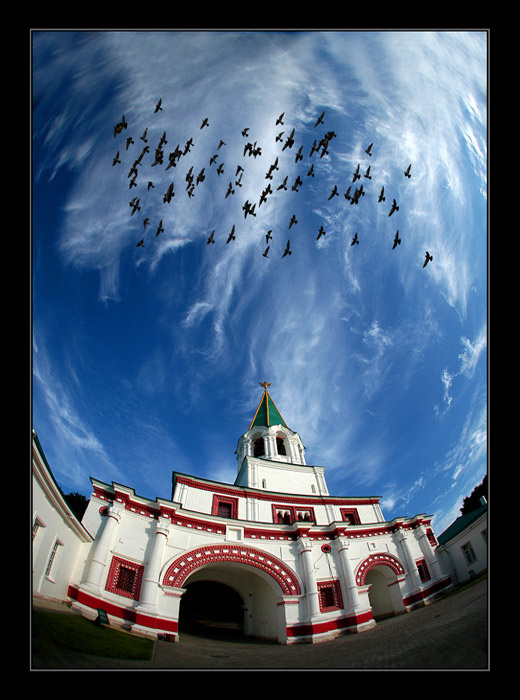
32,609 -> 154,661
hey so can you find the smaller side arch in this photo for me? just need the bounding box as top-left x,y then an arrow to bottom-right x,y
162,544 -> 302,596
355,553 -> 405,586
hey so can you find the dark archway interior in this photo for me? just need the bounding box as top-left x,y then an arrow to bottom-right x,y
179,580 -> 244,637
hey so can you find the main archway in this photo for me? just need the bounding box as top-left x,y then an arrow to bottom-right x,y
162,544 -> 302,643
162,544 -> 302,595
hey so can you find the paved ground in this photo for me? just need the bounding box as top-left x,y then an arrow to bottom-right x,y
32,578 -> 488,670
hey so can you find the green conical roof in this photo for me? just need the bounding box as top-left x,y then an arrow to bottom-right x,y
249,383 -> 289,430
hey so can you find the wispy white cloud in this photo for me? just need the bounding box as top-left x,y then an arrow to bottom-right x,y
436,325 -> 487,414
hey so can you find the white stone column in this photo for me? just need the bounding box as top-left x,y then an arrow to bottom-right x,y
138,517 -> 170,612
264,430 -> 276,459
82,505 -> 121,592
398,533 -> 423,589
299,541 -> 321,618
416,526 -> 444,580
335,538 -> 361,612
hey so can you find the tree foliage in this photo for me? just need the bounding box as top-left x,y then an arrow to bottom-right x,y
63,491 -> 89,520
460,474 -> 487,515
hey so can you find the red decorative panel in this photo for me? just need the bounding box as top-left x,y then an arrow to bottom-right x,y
317,579 -> 344,612
105,556 -> 144,600
355,553 -> 405,586
162,544 -> 301,595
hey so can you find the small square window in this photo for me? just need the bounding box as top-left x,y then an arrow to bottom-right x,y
317,580 -> 343,612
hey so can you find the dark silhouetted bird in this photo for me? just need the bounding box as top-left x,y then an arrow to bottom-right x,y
243,200 -> 256,218
353,164 -> 361,182
314,111 -> 325,127
276,131 -> 284,143
147,181 -> 154,191
209,154 -> 218,166
140,128 -> 148,143
317,225 -> 326,241
328,185 -> 339,200
217,140 -> 226,149
154,98 -> 163,113
344,186 -> 352,201
226,225 -> 236,243
156,220 -> 164,237
263,246 -> 270,258
292,176 -> 302,192
392,231 -> 401,249
388,199 -> 399,217
378,186 -> 386,202
277,176 -> 288,191
282,128 -> 295,151
200,117 -> 209,129
242,127 -> 249,137
289,215 -> 297,229
143,218 -> 149,229
365,142 -> 373,156
136,239 -> 144,248
163,182 -> 174,203
217,163 -> 224,176
364,166 -> 372,180
196,168 -> 206,185
307,163 -> 315,177
404,164 -> 412,178
282,240 -> 292,257
276,112 -> 284,125
184,138 -> 193,154
423,251 -> 433,267
126,136 -> 134,150
295,146 -> 303,163
112,151 -> 121,166
265,230 -> 273,243
225,182 -> 235,199
351,232 -> 359,246
207,230 -> 215,244
130,198 -> 140,216
114,114 -> 127,138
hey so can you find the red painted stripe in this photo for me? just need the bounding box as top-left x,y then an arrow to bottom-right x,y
67,585 -> 178,633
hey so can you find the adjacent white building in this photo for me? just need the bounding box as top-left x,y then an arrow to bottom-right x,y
33,386 -> 453,644
435,501 -> 488,586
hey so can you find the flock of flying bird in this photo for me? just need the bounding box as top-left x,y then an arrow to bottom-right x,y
112,100 -> 434,268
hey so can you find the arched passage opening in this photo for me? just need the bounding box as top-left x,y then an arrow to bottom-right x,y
163,544 -> 302,643
365,566 -> 406,621
179,580 -> 245,639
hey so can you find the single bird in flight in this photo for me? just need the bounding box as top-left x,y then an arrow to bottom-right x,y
423,251 -> 433,267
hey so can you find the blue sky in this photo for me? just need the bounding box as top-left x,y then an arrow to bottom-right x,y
32,30 -> 488,536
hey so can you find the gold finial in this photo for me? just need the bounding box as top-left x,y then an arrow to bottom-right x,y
259,381 -> 272,390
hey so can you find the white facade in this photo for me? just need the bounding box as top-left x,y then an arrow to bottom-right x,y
61,388 -> 453,644
32,431 -> 93,603
436,505 -> 488,586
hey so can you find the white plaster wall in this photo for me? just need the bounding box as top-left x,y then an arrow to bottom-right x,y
32,475 -> 92,601
437,515 -> 487,585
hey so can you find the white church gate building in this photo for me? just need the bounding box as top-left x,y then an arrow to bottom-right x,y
67,386 -> 452,644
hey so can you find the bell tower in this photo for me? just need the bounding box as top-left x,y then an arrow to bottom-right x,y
234,383 -> 329,496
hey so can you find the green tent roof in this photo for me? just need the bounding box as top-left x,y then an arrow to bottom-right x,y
249,385 -> 289,430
